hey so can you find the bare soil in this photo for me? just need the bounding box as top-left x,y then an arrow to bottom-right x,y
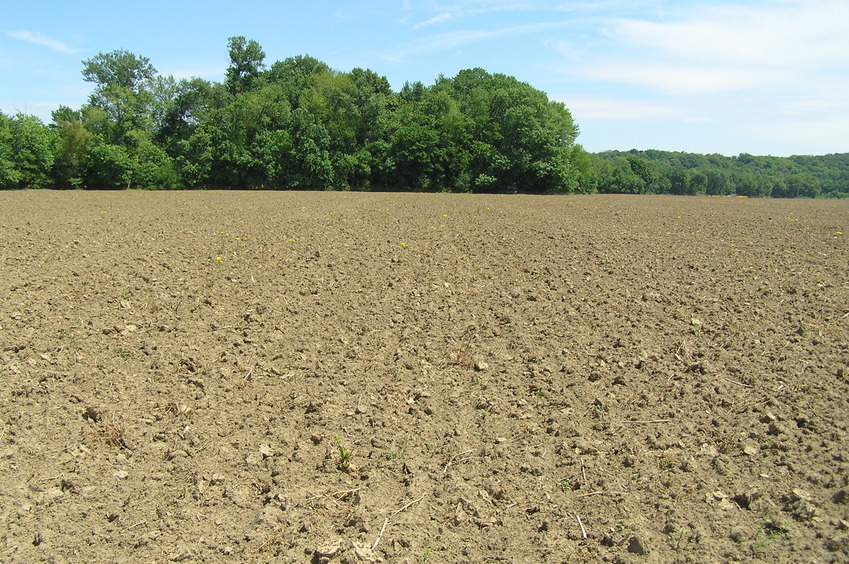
1,191 -> 848,563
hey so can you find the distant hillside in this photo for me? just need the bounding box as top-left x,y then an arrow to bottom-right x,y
594,150 -> 849,198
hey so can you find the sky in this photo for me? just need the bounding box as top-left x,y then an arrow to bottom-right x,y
1,0 -> 847,157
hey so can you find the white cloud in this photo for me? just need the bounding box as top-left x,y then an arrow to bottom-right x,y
743,116 -> 849,155
583,63 -> 786,96
613,0 -> 849,68
7,30 -> 77,54
413,13 -> 457,29
589,0 -> 849,96
385,20 -> 571,61
565,97 -> 688,120
333,9 -> 357,20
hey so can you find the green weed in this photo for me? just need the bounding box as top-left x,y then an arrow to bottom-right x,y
334,434 -> 353,471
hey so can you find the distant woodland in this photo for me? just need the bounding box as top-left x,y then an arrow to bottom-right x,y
1,37 -> 847,196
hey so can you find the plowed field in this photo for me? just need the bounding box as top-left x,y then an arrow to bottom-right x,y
1,191 -> 847,562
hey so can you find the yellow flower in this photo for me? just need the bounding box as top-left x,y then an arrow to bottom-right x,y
216,256 -> 223,263
400,242 -> 407,248
837,231 -> 844,236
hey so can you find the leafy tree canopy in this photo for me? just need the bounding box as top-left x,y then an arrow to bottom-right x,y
1,38 -> 846,196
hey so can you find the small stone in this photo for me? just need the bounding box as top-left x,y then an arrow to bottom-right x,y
474,360 -> 489,372
626,535 -> 648,555
743,443 -> 760,456
717,498 -> 737,511
573,439 -> 598,455
729,526 -> 747,542
314,543 -> 342,558
792,488 -> 812,502
113,470 -> 128,479
826,534 -> 849,552
699,443 -> 719,457
258,444 -> 274,458
353,545 -> 380,562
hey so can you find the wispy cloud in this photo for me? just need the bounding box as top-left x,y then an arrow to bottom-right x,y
407,1 -> 548,29
613,1 -> 849,68
413,12 -> 457,30
333,8 -> 357,20
545,1 -> 849,154
7,30 -> 78,54
589,0 -> 849,95
740,113 -> 849,155
565,97 -> 689,120
385,20 -> 571,62
583,63 -> 785,96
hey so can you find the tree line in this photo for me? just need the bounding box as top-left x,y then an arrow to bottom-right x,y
595,150 -> 849,198
1,37 -> 846,197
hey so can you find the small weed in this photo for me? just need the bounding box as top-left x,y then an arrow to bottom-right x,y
418,547 -> 432,563
557,479 -> 574,493
114,347 -> 131,359
334,434 -> 353,472
85,409 -> 128,449
57,330 -> 80,349
674,526 -> 690,549
658,456 -> 676,471
752,520 -> 788,553
591,399 -> 609,418
385,450 -> 399,461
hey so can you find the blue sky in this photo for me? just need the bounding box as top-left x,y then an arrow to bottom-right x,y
2,0 -> 847,156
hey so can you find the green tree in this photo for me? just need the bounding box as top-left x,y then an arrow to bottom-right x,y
0,113 -> 20,188
282,108 -> 334,189
3,114 -> 55,189
267,55 -> 332,109
385,124 -> 441,190
82,50 -> 156,93
52,106 -> 94,188
155,78 -> 217,151
667,168 -> 691,195
82,50 -> 157,146
82,141 -> 132,189
226,36 -> 266,95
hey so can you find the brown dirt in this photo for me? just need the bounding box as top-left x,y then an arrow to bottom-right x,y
1,191 -> 848,563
